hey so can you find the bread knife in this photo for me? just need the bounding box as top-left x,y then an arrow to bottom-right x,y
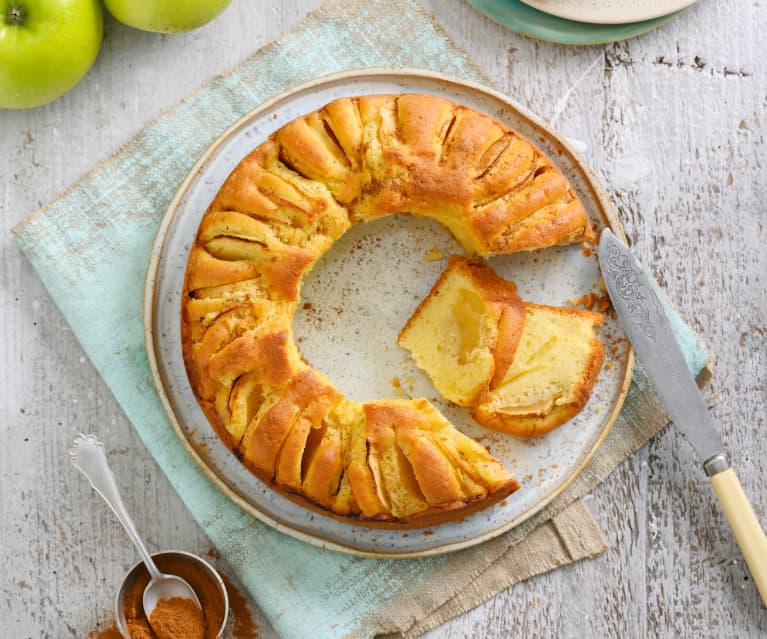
598,228 -> 767,606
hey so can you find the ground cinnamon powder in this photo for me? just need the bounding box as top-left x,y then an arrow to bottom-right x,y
221,575 -> 259,639
123,556 -> 225,639
148,597 -> 206,639
87,624 -> 123,638
85,555 -> 258,638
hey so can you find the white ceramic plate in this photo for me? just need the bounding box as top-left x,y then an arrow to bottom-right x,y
519,0 -> 699,25
144,68 -> 634,557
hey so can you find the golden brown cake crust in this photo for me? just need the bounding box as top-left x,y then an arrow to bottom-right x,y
180,94 -> 596,525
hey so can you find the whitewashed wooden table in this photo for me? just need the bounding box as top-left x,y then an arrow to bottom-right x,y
1,1 -> 765,637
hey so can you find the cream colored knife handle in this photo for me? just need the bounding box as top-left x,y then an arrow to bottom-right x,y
709,467 -> 767,607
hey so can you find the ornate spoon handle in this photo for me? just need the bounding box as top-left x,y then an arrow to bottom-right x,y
69,434 -> 162,581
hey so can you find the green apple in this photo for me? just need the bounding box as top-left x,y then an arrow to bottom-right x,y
0,0 -> 103,109
103,0 -> 232,34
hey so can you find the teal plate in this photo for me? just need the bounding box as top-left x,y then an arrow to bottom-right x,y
468,0 -> 682,45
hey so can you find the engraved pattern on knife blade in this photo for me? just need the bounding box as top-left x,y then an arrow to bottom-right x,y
602,243 -> 656,342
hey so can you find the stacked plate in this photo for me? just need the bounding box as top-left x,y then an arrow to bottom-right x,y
468,0 -> 700,44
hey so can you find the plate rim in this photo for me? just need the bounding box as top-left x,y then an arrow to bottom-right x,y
467,0 -> 683,45
518,0 -> 697,26
143,67 -> 635,558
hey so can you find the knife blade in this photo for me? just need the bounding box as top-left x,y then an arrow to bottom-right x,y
598,227 -> 767,606
598,228 -> 724,467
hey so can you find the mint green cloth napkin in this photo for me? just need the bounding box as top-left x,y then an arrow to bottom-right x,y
15,2 -> 708,638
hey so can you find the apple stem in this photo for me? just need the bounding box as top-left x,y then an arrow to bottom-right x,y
5,5 -> 26,26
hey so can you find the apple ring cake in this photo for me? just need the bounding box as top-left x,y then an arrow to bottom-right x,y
182,93 -> 594,524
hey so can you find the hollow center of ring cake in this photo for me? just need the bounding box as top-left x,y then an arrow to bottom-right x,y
293,215 -> 461,402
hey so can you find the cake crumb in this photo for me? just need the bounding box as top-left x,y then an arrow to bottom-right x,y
390,377 -> 407,398
425,248 -> 445,262
569,292 -> 611,312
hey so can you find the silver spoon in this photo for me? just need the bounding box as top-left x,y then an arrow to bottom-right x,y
69,433 -> 202,621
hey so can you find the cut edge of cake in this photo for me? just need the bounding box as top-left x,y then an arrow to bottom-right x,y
397,256 -> 525,407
